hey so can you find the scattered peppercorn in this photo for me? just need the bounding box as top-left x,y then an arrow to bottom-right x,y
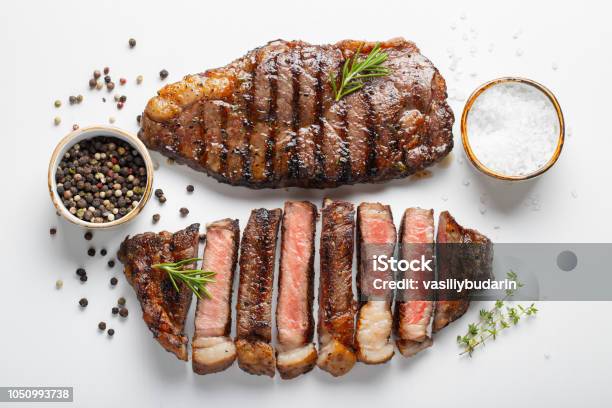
80,275 -> 88,282
136,114 -> 142,124
119,78 -> 127,86
112,307 -> 119,315
72,124 -> 79,131
96,82 -> 103,90
56,279 -> 63,289
110,277 -> 118,286
117,102 -> 124,110
180,207 -> 189,217
159,69 -> 169,80
129,38 -> 136,48
106,82 -> 115,91
159,196 -> 167,204
54,100 -> 62,108
104,76 -> 111,84
100,248 -> 107,256
186,184 -> 194,193
136,75 -> 143,85
54,117 -> 61,126
107,328 -> 115,336
94,70 -> 101,79
98,321 -> 106,330
89,78 -> 97,88
79,298 -> 88,307
84,231 -> 93,240
119,308 -> 129,318
109,117 -> 116,124
103,67 -> 110,75
118,297 -> 126,306
76,268 -> 86,277
50,227 -> 57,235
108,259 -> 115,268
88,247 -> 96,257
69,95 -> 77,105
199,233 -> 206,243
154,188 -> 164,198
152,213 -> 160,223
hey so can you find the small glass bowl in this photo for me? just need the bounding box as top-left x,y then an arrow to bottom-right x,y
461,77 -> 565,181
48,125 -> 154,229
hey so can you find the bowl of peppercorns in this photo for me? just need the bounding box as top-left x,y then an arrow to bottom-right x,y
48,125 -> 154,229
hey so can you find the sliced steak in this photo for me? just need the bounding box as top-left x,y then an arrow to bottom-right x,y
317,199 -> 357,376
140,38 -> 454,189
117,224 -> 200,361
355,202 -> 396,364
433,211 -> 493,332
235,208 -> 282,377
192,219 -> 240,374
394,208 -> 435,357
275,201 -> 318,379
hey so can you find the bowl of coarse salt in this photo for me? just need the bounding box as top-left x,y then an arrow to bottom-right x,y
461,77 -> 564,181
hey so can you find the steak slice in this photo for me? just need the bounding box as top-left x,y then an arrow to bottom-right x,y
235,208 -> 282,377
355,202 -> 396,364
317,199 -> 357,376
117,223 -> 200,361
394,208 -> 435,357
139,38 -> 453,189
276,201 -> 318,379
192,219 -> 240,374
433,211 -> 493,332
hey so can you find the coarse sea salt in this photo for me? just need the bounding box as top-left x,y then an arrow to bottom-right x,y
466,82 -> 559,177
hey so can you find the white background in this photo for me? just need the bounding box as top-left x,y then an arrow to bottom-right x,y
1,0 -> 611,407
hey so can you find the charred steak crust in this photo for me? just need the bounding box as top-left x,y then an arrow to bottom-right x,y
140,38 -> 454,189
236,208 -> 282,376
117,223 -> 200,361
433,211 -> 493,332
317,198 -> 357,376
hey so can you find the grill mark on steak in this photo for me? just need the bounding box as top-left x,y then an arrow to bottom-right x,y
276,201 -> 318,379
140,38 -> 454,188
354,202 -> 396,364
117,224 -> 200,361
316,198 -> 357,377
394,208 -> 435,357
433,211 -> 493,332
236,208 -> 282,377
193,219 -> 240,374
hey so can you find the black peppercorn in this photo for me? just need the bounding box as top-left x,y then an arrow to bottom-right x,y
98,321 -> 106,330
84,231 -> 93,241
112,307 -> 119,315
118,297 -> 126,306
76,268 -> 86,277
80,275 -> 88,282
79,298 -> 88,307
110,277 -> 118,286
129,38 -> 136,48
119,308 -> 129,318
50,227 -> 57,235
103,67 -> 110,75
107,328 -> 115,336
159,196 -> 167,204
100,248 -> 107,256
108,259 -> 115,268
186,185 -> 194,193
152,213 -> 160,223
180,207 -> 189,217
159,69 -> 169,80
88,247 -> 96,257
154,188 -> 164,198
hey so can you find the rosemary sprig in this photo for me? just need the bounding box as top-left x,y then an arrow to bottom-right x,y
329,42 -> 390,101
152,258 -> 215,300
457,271 -> 538,356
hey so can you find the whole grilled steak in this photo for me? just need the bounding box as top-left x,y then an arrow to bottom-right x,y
355,202 -> 396,364
394,208 -> 435,357
235,208 -> 282,377
139,38 -> 454,189
317,199 -> 357,376
276,201 -> 318,379
117,224 -> 200,361
434,211 -> 493,332
193,219 -> 240,375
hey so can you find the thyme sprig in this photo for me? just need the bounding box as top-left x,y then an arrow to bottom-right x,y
152,258 -> 215,300
329,42 -> 390,101
457,271 -> 538,356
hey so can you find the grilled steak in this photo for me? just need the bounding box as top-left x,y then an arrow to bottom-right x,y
192,219 -> 240,374
433,211 -> 493,332
275,201 -> 318,379
139,38 -> 454,189
394,208 -> 435,357
317,199 -> 357,376
117,224 -> 200,361
235,208 -> 282,377
355,203 -> 396,364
